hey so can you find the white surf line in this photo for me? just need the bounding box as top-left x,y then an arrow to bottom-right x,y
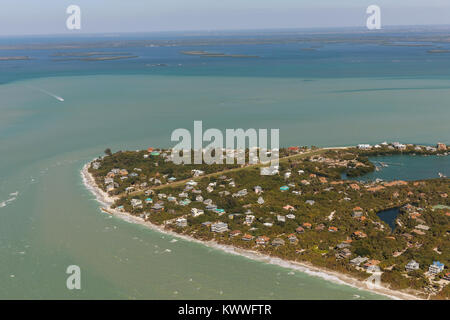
0,192 -> 18,208
24,85 -> 64,102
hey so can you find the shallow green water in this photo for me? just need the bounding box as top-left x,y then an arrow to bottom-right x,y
2,74 -> 450,299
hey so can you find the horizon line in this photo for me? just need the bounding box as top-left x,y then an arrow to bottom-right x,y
1,23 -> 450,38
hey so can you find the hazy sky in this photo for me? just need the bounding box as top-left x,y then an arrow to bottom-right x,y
0,0 -> 449,35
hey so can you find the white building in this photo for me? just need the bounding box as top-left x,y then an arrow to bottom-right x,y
405,260 -> 420,272
211,222 -> 228,233
357,144 -> 372,150
131,199 -> 143,209
176,218 -> 187,227
429,261 -> 445,274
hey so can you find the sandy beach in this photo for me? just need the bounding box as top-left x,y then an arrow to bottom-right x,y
81,160 -> 422,300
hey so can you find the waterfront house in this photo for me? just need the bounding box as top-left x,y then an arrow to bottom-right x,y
366,265 -> 381,273
405,260 -> 420,272
256,236 -> 270,245
229,230 -> 242,237
429,261 -> 445,274
92,162 -> 101,170
357,144 -> 372,150
211,222 -> 228,233
272,238 -> 285,247
288,146 -> 300,152
336,248 -> 352,259
350,256 -> 368,266
104,177 -> 114,185
242,234 -> 254,241
176,218 -> 187,228
131,199 -> 143,209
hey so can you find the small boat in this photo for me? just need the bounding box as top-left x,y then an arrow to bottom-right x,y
438,172 -> 446,178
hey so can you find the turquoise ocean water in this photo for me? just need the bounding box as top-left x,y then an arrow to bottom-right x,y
0,29 -> 449,299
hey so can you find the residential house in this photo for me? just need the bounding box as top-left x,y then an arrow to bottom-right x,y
254,186 -> 263,194
244,215 -> 255,225
296,226 -> 305,234
429,261 -> 445,275
256,236 -> 270,245
303,222 -> 312,229
191,208 -> 204,217
131,199 -> 143,209
283,204 -> 295,211
229,230 -> 242,237
288,234 -> 298,244
353,231 -> 367,239
242,234 -> 254,241
272,238 -> 285,247
211,222 -> 228,233
405,260 -> 420,272
357,144 -> 372,150
336,248 -> 352,259
176,218 -> 187,228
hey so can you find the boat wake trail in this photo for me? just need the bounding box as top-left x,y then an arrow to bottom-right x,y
25,85 -> 64,102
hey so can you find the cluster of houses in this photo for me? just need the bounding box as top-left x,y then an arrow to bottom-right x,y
357,141 -> 448,153
100,146 -> 448,288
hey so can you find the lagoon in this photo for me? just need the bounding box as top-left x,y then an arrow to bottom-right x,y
346,155 -> 450,182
